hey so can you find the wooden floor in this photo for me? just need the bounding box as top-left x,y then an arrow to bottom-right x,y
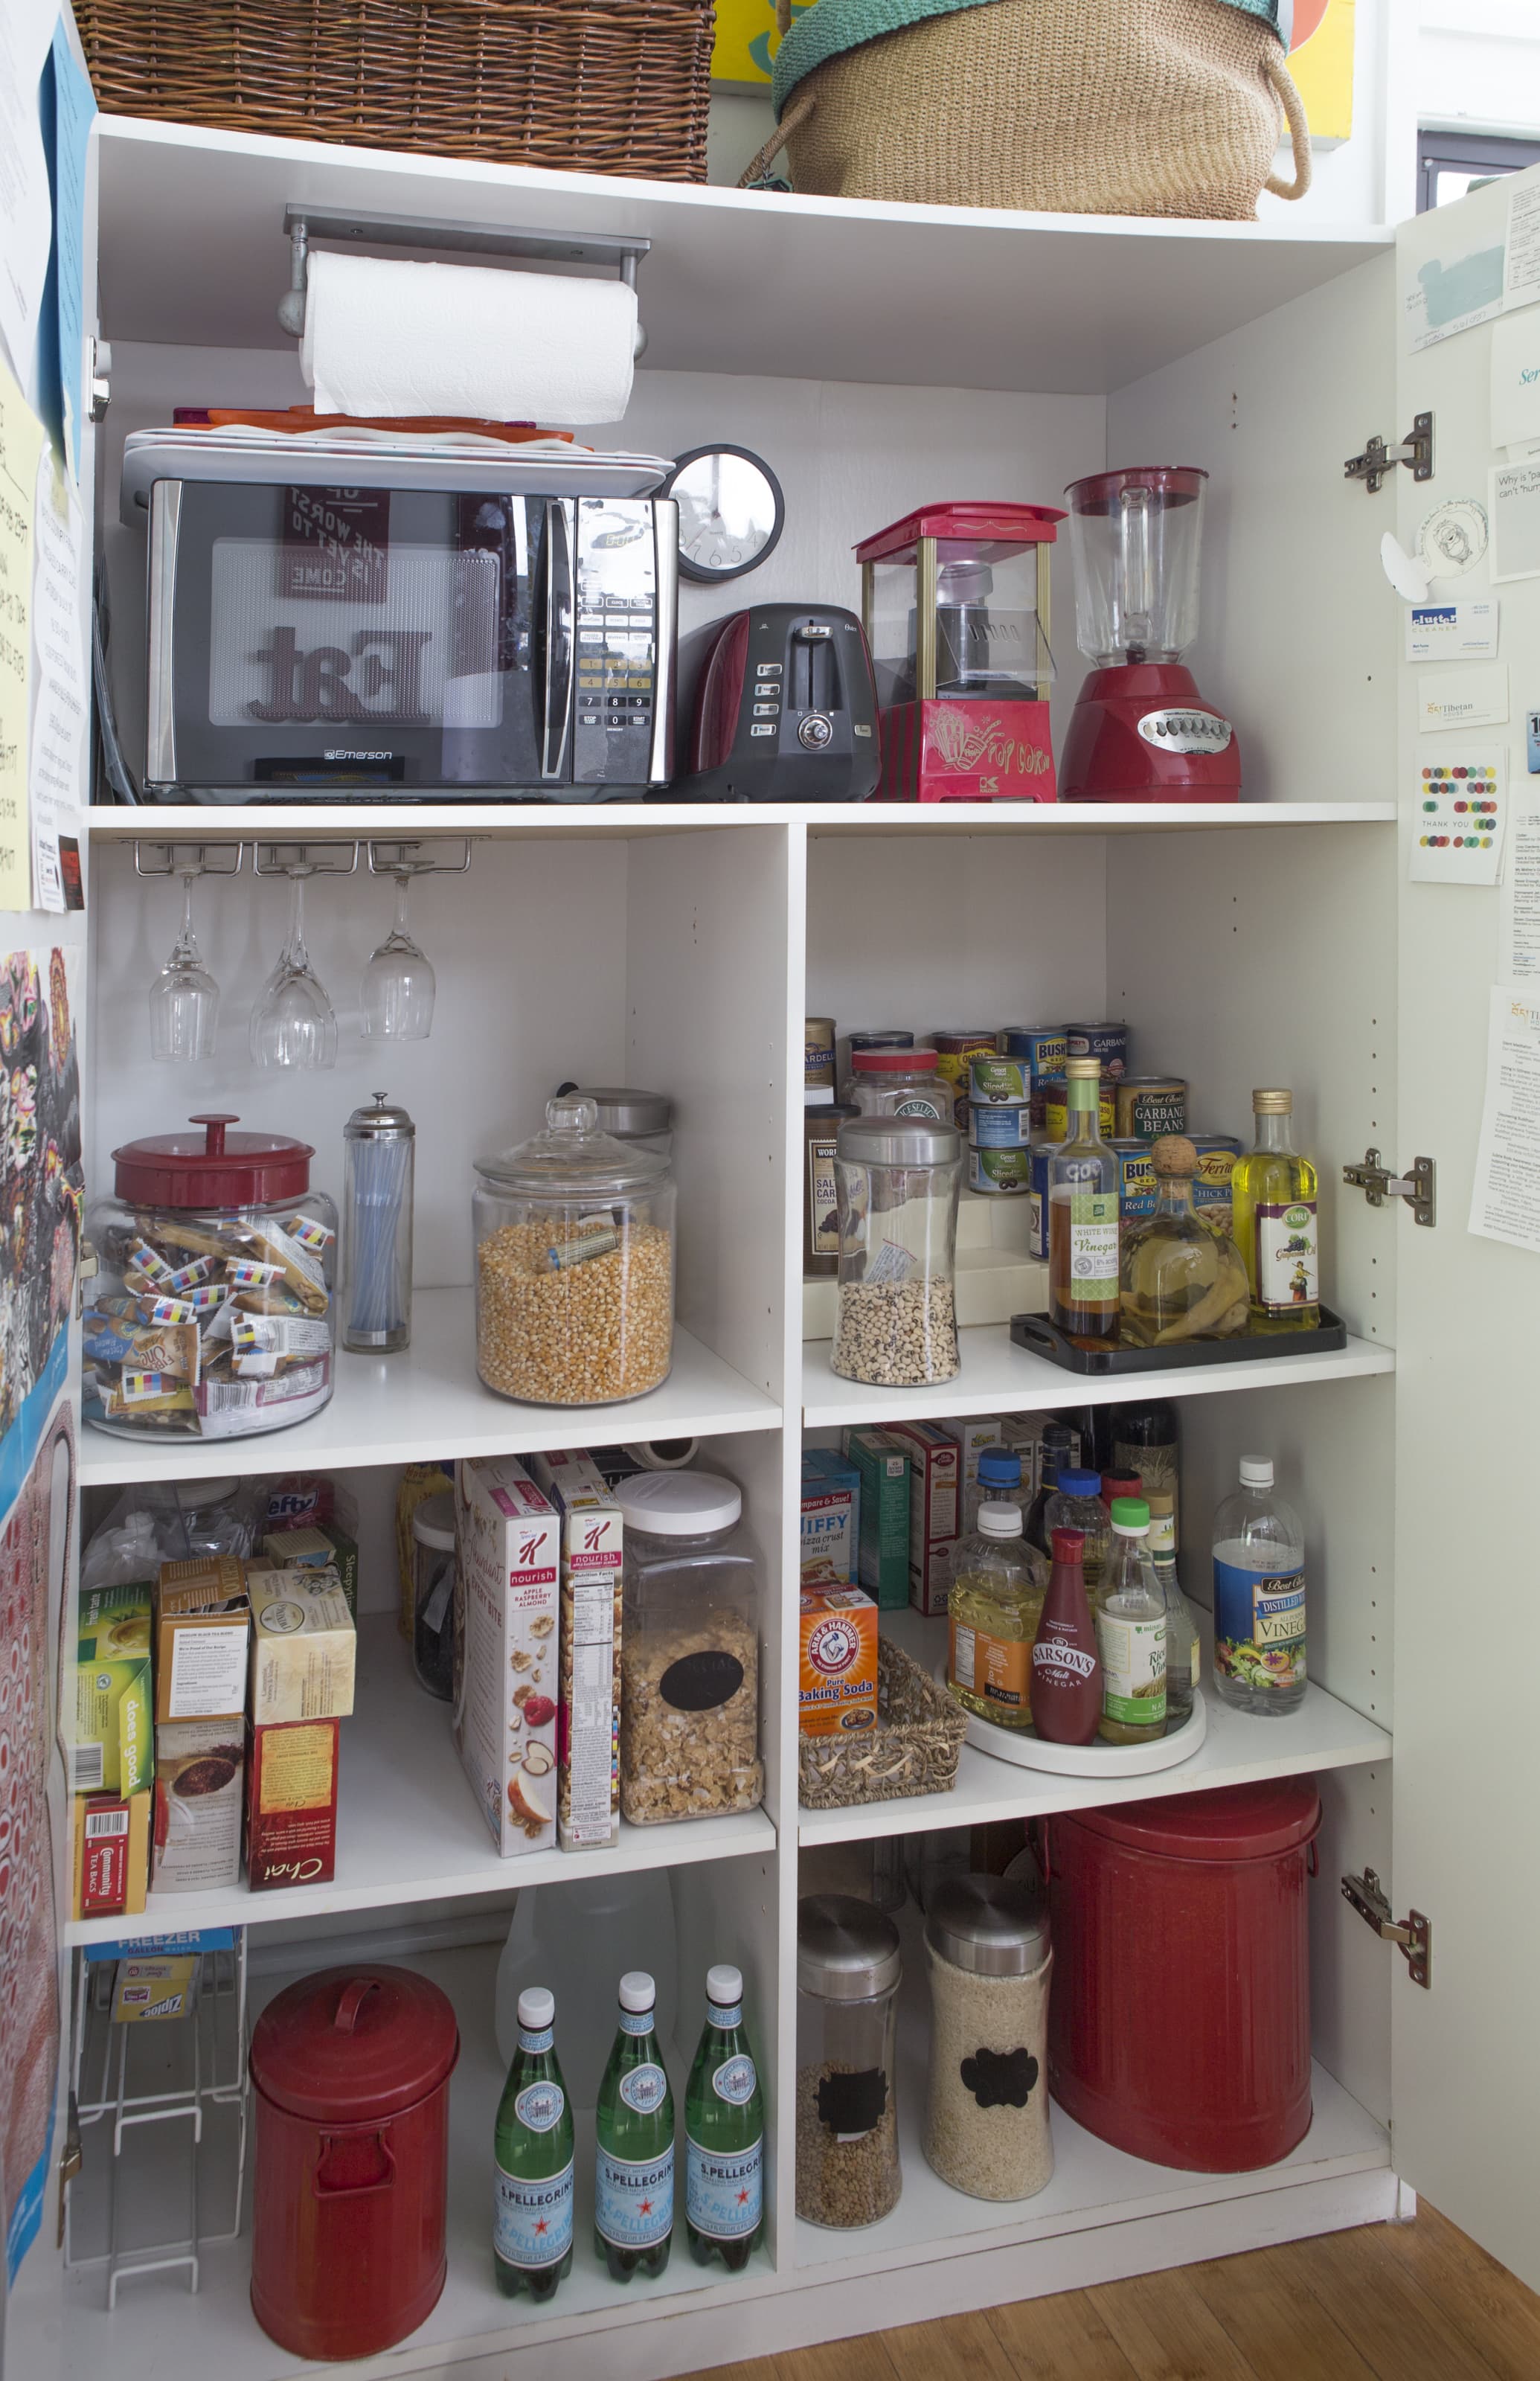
701,2205 -> 1540,2381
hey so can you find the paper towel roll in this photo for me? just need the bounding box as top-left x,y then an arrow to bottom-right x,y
301,251 -> 637,426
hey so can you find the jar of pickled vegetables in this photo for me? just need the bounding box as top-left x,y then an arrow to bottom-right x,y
946,1504 -> 1047,1732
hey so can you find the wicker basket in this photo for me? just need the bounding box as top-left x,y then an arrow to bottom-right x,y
75,0 -> 716,182
798,1638 -> 968,1810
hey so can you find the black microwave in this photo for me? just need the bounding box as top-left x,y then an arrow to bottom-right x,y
140,478 -> 677,801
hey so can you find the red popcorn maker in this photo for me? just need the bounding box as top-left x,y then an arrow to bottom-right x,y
856,501 -> 1064,802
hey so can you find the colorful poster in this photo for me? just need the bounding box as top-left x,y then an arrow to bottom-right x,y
0,360 -> 45,913
0,948 -> 81,1482
710,0 -> 809,87
1287,0 -> 1355,144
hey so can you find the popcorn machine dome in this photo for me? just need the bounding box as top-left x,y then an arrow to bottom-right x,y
855,502 -> 1065,803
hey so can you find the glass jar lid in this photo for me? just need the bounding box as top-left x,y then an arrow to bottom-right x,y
615,1469 -> 742,1536
925,1875 -> 1050,1975
475,1095 -> 670,1199
836,1115 -> 960,1169
798,1893 -> 901,1999
112,1113 -> 314,1207
559,1085 -> 673,1138
411,1491 -> 456,1552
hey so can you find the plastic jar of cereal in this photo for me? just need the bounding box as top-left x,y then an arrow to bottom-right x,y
796,1894 -> 902,2228
472,1097 -> 674,1406
923,1875 -> 1053,2202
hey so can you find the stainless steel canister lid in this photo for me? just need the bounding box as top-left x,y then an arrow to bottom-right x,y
345,1092 -> 415,1140
925,1875 -> 1050,1975
558,1085 -> 672,1138
797,1894 -> 902,1999
835,1115 -> 961,1169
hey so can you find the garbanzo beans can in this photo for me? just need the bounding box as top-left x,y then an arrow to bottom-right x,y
1114,1076 -> 1187,1141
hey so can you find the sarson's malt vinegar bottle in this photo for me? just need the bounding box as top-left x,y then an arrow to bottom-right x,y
1048,1055 -> 1121,1349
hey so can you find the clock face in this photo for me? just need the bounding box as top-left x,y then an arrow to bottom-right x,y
666,446 -> 784,583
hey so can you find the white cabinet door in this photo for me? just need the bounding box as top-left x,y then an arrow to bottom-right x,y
1390,162 -> 1540,2287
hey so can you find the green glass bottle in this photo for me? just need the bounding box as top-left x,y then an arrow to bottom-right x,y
685,1964 -> 765,2271
594,1970 -> 674,2282
493,1986 -> 575,2301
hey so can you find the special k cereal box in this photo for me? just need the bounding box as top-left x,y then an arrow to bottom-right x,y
525,1449 -> 622,1854
455,1456 -> 560,1856
798,1589 -> 879,1738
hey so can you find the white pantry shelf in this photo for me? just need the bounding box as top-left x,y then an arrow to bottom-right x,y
79,1292 -> 781,1488
798,1612 -> 1390,1848
94,116 -> 1389,394
801,1321 -> 1396,1430
66,1615 -> 776,1947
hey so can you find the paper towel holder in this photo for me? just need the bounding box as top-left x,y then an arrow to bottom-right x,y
277,204 -> 650,357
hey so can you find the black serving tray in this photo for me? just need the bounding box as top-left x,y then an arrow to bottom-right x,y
1010,1306 -> 1350,1375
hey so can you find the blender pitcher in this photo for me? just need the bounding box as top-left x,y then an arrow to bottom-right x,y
1058,468 -> 1240,804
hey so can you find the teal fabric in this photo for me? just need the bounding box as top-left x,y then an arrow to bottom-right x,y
771,0 -> 1284,118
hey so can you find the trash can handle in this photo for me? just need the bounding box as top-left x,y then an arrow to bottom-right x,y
313,2128 -> 396,2199
1031,1818 -> 1051,1884
333,1976 -> 380,2034
1306,1839 -> 1319,1880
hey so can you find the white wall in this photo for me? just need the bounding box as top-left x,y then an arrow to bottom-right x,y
1417,0 -> 1540,135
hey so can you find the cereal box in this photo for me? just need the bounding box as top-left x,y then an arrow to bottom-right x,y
800,1449 -> 861,1586
454,1456 -> 560,1856
154,1556 -> 251,1723
248,1566 -> 356,1724
799,1589 -> 879,1737
246,1717 -> 339,1890
840,1429 -> 911,1609
152,1718 -> 244,1894
72,1790 -> 151,1922
876,1421 -> 960,1616
526,1449 -> 622,1853
74,1583 -> 154,1796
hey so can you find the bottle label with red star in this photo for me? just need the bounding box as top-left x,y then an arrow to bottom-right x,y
495,2156 -> 574,2269
687,2136 -> 763,2240
596,2146 -> 674,2249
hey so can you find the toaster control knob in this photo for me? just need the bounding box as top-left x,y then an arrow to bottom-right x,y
798,712 -> 834,750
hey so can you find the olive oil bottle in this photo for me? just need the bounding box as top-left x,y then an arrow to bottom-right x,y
1047,1056 -> 1120,1349
1231,1090 -> 1320,1333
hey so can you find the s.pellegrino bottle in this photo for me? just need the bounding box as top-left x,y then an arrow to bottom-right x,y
595,1970 -> 675,2281
493,1986 -> 575,2301
685,1963 -> 765,2271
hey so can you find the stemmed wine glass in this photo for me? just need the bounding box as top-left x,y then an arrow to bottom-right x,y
361,869 -> 435,1041
249,868 -> 338,1069
149,870 -> 219,1061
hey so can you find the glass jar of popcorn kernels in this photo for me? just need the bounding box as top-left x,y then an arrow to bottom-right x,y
472,1097 -> 675,1407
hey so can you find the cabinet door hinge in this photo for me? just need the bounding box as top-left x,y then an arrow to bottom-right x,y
1344,412 -> 1434,492
1341,1869 -> 1432,1987
1343,1150 -> 1436,1226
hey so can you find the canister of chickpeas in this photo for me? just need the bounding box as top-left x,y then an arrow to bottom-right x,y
472,1096 -> 675,1406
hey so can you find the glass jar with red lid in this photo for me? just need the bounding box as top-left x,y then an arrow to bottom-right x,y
84,1112 -> 336,1441
848,1046 -> 952,1124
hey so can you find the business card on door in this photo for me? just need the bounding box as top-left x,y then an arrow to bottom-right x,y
1405,600 -> 1499,661
1410,752 -> 1508,886
1417,663 -> 1509,734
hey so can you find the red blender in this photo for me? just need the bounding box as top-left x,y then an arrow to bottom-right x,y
1059,467 -> 1239,803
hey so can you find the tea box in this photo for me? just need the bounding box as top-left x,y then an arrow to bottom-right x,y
878,1420 -> 960,1615
801,1449 -> 861,1586
72,1789 -> 151,1921
246,1717 -> 339,1890
841,1428 -> 911,1609
455,1455 -> 561,1856
152,1717 -> 244,1894
248,1566 -> 356,1725
74,1583 -> 154,1796
798,1589 -> 879,1736
154,1555 -> 251,1723
526,1448 -> 623,1853
263,1520 -> 359,1615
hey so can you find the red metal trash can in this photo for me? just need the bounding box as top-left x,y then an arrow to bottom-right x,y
1045,1780 -> 1321,2171
250,1964 -> 460,2359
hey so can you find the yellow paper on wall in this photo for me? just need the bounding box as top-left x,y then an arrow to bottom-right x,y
0,359 -> 44,913
1289,0 -> 1355,144
711,0 -> 812,87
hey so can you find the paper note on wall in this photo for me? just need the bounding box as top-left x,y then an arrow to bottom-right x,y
1501,793 -> 1540,985
1469,986 -> 1540,1254
0,357 -> 44,913
1489,311 -> 1540,458
1410,753 -> 1507,887
0,0 -> 53,384
1505,182 -> 1540,315
47,19 -> 95,482
1417,664 -> 1508,734
1405,230 -> 1506,353
1491,461 -> 1540,583
28,446 -> 85,912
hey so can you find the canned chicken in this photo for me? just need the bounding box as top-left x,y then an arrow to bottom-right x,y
1114,1076 -> 1187,1141
1065,1021 -> 1130,1080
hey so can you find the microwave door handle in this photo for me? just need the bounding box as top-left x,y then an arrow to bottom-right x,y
540,499 -> 574,782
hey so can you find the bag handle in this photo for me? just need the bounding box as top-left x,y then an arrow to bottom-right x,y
738,86 -> 817,190
1263,51 -> 1313,202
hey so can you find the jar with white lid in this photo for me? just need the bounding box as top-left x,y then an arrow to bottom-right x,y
796,1894 -> 902,2228
472,1096 -> 675,1407
84,1114 -> 336,1441
411,1490 -> 456,1702
832,1115 -> 961,1387
613,1470 -> 762,1825
923,1874 -> 1053,2202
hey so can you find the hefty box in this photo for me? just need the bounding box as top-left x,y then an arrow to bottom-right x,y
525,1449 -> 622,1853
248,1566 -> 356,1724
262,1522 -> 360,1615
154,1556 -> 251,1723
800,1449 -> 861,1586
841,1429 -> 911,1610
152,1719 -> 244,1894
877,1421 -> 960,1616
246,1718 -> 339,1890
74,1583 -> 154,1797
455,1457 -> 560,1856
72,1790 -> 151,1922
799,1589 -> 879,1737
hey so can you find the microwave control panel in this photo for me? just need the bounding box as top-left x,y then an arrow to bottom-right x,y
573,500 -> 661,786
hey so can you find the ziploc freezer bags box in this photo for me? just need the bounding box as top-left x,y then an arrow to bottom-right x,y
801,1449 -> 861,1586
74,1583 -> 154,1796
455,1455 -> 560,1856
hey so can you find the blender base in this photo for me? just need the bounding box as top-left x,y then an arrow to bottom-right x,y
1059,664 -> 1241,804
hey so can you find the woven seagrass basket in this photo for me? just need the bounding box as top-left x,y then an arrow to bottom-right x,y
74,0 -> 716,182
798,1637 -> 969,1810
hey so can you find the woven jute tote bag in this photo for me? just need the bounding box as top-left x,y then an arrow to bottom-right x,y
742,0 -> 1311,220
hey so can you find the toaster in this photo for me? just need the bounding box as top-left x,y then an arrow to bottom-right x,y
677,605 -> 881,801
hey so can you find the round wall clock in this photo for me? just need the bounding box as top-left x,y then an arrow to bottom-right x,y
662,445 -> 785,584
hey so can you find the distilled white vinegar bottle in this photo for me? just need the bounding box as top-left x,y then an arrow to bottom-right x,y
1211,1456 -> 1306,1716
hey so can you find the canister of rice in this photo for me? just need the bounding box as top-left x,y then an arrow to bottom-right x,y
923,1874 -> 1053,2202
342,1095 -> 415,1354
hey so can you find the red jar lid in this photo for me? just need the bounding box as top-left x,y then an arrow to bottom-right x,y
855,501 -> 1065,565
250,1966 -> 460,2123
1071,1779 -> 1320,1862
1065,466 -> 1208,513
852,1047 -> 940,1071
112,1115 -> 314,1207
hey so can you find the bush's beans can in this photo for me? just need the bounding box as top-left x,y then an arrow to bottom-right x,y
1064,1021 -> 1130,1080
934,1030 -> 999,1131
1114,1076 -> 1187,1141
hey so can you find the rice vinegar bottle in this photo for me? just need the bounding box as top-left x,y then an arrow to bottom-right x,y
1231,1089 -> 1320,1333
1047,1056 -> 1120,1349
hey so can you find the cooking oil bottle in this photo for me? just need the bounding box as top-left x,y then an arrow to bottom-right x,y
1230,1089 -> 1320,1333
947,1503 -> 1047,1732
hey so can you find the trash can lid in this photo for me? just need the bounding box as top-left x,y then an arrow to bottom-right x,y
251,1965 -> 459,2121
1070,1778 -> 1321,1862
